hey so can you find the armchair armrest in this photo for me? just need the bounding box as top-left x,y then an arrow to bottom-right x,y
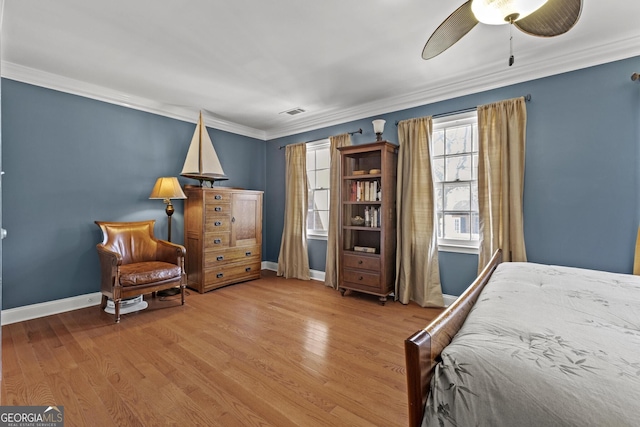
96,244 -> 123,293
96,244 -> 123,266
155,239 -> 186,264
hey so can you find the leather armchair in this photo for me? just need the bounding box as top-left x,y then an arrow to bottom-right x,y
95,220 -> 186,323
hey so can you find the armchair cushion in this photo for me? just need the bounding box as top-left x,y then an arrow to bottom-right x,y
119,261 -> 181,286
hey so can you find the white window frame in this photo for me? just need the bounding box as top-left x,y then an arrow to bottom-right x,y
432,111 -> 480,254
306,139 -> 331,240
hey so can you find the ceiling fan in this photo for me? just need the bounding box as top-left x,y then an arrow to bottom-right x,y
422,0 -> 582,66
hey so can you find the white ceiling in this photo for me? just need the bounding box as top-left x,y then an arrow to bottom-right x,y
3,1 -> 640,140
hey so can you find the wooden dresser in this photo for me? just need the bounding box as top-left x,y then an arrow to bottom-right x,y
183,185 -> 263,293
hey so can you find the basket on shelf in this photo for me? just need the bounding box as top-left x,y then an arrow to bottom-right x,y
351,216 -> 365,226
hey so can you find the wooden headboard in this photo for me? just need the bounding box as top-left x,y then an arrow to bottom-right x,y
404,249 -> 503,427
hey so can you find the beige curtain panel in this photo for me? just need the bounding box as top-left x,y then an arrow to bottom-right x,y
477,96 -> 528,270
324,133 -> 352,289
277,143 -> 311,280
395,117 -> 444,307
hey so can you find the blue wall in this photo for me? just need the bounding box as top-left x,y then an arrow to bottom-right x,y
2,55 -> 639,309
2,79 -> 266,309
267,56 -> 640,296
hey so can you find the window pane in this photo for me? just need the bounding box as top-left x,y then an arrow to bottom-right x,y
444,213 -> 470,240
445,155 -> 472,182
307,190 -> 314,210
316,148 -> 330,169
444,182 -> 470,210
316,169 -> 330,189
306,150 -> 315,170
471,212 -> 479,240
432,158 -> 444,183
472,124 -> 478,152
307,210 -> 314,229
316,211 -> 329,232
471,183 -> 478,211
445,125 -> 472,154
434,184 -> 443,211
314,189 -> 329,211
432,130 -> 445,156
472,153 -> 479,180
307,170 -> 316,190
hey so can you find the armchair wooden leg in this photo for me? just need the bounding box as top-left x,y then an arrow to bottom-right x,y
180,285 -> 185,305
114,299 -> 121,323
100,294 -> 108,310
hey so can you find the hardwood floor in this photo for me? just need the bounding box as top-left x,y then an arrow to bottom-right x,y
1,271 -> 443,426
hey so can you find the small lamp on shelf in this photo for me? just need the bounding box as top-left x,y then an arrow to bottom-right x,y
372,119 -> 386,141
149,177 -> 187,242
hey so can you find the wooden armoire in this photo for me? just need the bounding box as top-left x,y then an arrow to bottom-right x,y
183,185 -> 263,293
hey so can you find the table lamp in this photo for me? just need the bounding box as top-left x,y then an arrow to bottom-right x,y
149,177 -> 187,242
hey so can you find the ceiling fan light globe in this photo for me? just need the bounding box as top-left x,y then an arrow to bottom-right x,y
471,0 -> 548,25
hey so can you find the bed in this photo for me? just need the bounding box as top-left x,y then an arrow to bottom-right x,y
405,249 -> 640,427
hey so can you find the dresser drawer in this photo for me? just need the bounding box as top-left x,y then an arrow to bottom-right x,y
205,245 -> 261,267
204,261 -> 262,287
204,215 -> 231,232
205,191 -> 232,204
206,202 -> 231,216
343,253 -> 380,272
342,268 -> 380,289
204,232 -> 230,249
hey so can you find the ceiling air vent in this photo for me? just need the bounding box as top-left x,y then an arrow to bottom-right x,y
280,107 -> 306,116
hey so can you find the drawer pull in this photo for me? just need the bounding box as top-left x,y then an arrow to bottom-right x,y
214,221 -> 222,226
245,267 -> 251,272
358,260 -> 363,264
214,239 -> 221,244
359,276 -> 363,281
245,251 -> 252,256
216,273 -> 224,278
216,256 -> 224,261
215,195 -> 222,200
214,207 -> 222,212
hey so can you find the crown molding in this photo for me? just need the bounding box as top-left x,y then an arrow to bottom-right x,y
264,35 -> 640,140
3,34 -> 639,143
0,61 -> 267,140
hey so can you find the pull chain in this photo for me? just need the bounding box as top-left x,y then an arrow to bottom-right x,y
508,18 -> 515,66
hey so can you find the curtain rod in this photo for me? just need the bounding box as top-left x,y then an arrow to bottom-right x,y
279,128 -> 362,150
395,93 -> 532,126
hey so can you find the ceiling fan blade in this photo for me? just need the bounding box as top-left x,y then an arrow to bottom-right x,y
514,0 -> 582,37
422,0 -> 478,60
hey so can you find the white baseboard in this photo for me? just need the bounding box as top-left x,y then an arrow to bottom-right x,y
1,266 -> 456,325
443,294 -> 457,307
261,261 -> 325,282
262,261 -> 456,306
2,292 -> 102,326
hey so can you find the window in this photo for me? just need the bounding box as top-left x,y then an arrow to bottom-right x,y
432,111 -> 479,252
306,139 -> 331,239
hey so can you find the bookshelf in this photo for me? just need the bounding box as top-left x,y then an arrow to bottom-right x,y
338,141 -> 398,304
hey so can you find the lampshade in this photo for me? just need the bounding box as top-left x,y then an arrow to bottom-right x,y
372,119 -> 386,135
149,177 -> 187,202
471,0 -> 548,25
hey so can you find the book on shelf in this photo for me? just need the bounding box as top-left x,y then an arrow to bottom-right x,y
363,206 -> 381,227
353,246 -> 376,253
349,180 -> 381,202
